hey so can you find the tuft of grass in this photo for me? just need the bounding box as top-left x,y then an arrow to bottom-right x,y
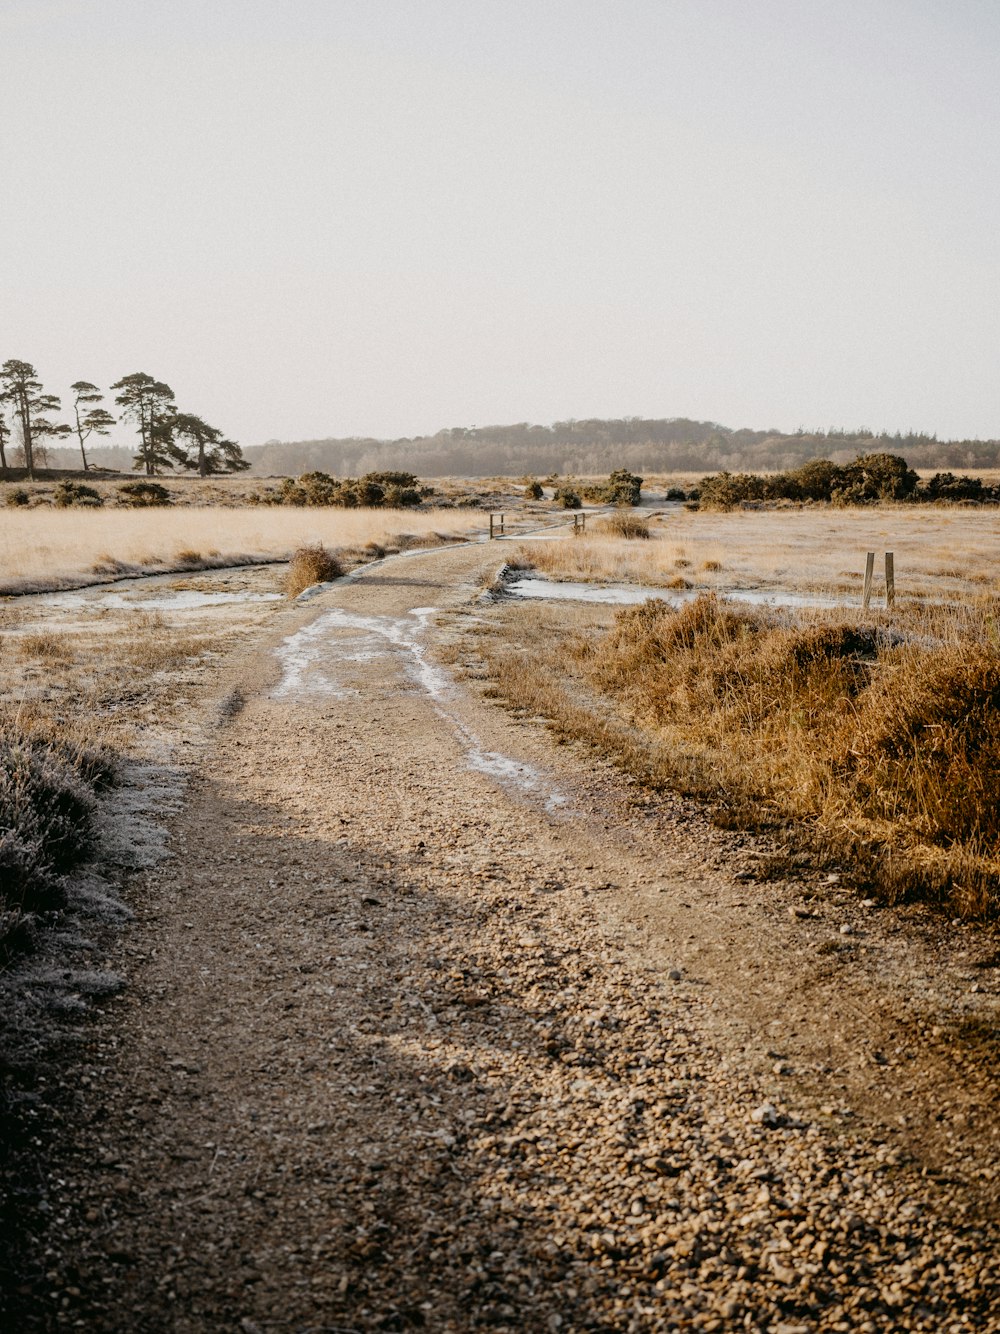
174,548 -> 202,565
285,543 -> 345,597
17,633 -> 70,662
594,513 -> 651,540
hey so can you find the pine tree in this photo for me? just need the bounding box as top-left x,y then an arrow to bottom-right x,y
171,412 -> 250,476
111,373 -> 182,475
70,381 -> 116,472
0,360 -> 68,479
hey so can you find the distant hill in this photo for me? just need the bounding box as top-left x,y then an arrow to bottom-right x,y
39,417 -> 1000,477
240,419 -> 1000,477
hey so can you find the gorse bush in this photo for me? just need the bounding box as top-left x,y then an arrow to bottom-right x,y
697,453 -> 921,510
580,469 -> 643,505
285,543 -> 345,597
273,471 -> 424,509
4,488 -> 29,507
117,480 -> 172,507
53,480 -> 103,508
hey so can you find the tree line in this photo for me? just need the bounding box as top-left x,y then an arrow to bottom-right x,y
0,361 -> 248,480
240,418 -> 1000,479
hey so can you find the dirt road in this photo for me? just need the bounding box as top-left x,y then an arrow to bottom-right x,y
9,542 -> 1000,1331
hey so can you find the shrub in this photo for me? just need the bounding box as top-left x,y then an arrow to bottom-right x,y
699,453 -> 920,510
697,471 -> 768,510
554,488 -> 581,509
580,469 -> 643,505
0,727 -> 115,954
362,470 -> 419,489
383,485 -> 422,508
5,488 -> 29,507
921,472 -> 995,503
53,480 -> 103,508
834,452 -> 919,503
524,480 -> 543,500
117,480 -> 171,507
285,543 -> 344,597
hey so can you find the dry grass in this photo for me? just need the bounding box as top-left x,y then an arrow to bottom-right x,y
472,581 -> 1000,918
515,506 -> 1000,600
592,513 -> 651,540
0,507 -> 482,593
285,544 -> 345,597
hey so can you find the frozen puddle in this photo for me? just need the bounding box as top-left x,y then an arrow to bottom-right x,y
41,589 -> 283,612
273,608 -> 448,700
507,575 -> 848,611
273,606 -> 566,811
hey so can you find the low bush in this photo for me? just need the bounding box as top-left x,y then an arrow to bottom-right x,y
278,471 -> 424,508
698,453 -> 921,510
117,480 -> 172,507
4,489 -> 29,508
53,480 -> 103,508
581,469 -> 643,505
554,488 -> 581,509
921,472 -> 998,503
0,726 -> 116,958
523,480 -> 543,500
285,543 -> 345,597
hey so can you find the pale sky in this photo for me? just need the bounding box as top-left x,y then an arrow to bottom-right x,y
2,0 -> 999,446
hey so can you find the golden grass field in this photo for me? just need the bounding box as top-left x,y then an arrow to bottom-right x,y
522,505 -> 1000,601
0,506 -> 484,590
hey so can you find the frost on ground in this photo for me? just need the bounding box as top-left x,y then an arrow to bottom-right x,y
3,542 -> 999,1332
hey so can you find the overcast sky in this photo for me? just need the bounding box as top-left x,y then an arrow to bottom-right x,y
2,0 -> 999,446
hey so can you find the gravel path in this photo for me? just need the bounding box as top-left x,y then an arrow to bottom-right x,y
8,543 -> 1000,1332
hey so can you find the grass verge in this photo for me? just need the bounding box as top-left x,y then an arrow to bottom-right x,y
473,595 -> 1000,918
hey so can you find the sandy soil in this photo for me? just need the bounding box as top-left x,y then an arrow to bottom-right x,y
4,542 -> 1000,1331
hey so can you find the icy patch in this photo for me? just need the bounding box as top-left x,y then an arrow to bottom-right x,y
508,575 -> 849,611
43,589 -> 282,612
509,576 -> 671,605
273,605 -> 567,811
273,609 -> 449,699
464,739 -> 568,813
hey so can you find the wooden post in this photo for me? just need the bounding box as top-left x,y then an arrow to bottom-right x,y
489,514 -> 494,540
862,552 -> 875,609
885,551 -> 895,608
